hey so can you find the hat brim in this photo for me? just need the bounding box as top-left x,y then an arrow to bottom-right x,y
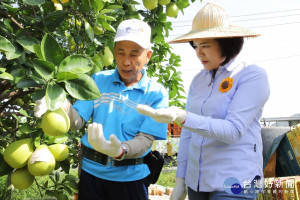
168,25 -> 260,44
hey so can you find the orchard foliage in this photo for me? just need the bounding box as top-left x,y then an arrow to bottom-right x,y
0,0 -> 195,198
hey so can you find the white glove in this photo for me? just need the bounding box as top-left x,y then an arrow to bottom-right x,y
170,177 -> 187,200
34,97 -> 71,118
34,97 -> 48,118
88,122 -> 122,158
136,105 -> 187,124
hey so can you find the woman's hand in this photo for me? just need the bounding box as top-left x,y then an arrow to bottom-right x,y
136,105 -> 187,124
170,177 -> 187,200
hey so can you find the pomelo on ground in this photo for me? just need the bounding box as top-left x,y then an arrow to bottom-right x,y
4,138 -> 34,169
11,167 -> 35,190
41,107 -> 70,136
28,145 -> 56,176
48,144 -> 69,161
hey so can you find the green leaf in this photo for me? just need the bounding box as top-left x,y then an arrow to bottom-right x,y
99,14 -> 116,21
19,109 -> 31,118
0,72 -> 13,80
59,55 -> 94,74
91,0 -> 104,12
55,171 -> 60,182
64,174 -> 79,183
0,35 -> 15,52
65,180 -> 78,191
84,20 -> 94,42
65,74 -> 100,100
60,159 -> 70,174
33,44 -> 43,59
16,78 -> 39,88
100,9 -> 115,14
53,135 -> 68,144
6,42 -> 23,60
33,59 -> 55,80
23,0 -> 45,5
41,34 -> 64,66
45,82 -> 66,111
16,37 -> 39,53
100,20 -> 115,32
57,71 -> 79,82
20,123 -> 36,133
44,10 -> 67,32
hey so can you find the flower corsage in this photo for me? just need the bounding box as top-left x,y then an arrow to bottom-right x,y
219,77 -> 233,93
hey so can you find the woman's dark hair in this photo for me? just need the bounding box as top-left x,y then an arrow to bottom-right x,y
216,37 -> 244,65
189,37 -> 244,66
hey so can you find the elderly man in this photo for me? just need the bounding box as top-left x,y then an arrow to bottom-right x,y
35,19 -> 168,200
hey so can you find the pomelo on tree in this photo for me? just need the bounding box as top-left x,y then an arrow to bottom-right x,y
4,138 -> 34,169
28,145 -> 56,176
41,107 -> 70,136
48,144 -> 69,161
158,0 -> 170,5
143,0 -> 158,10
99,46 -> 114,66
11,167 -> 35,190
166,2 -> 179,18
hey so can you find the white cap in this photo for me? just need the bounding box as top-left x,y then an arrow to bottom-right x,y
114,19 -> 151,49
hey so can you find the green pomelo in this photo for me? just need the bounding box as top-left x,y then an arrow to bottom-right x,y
41,107 -> 70,136
48,144 -> 69,161
4,138 -> 34,169
99,46 -> 114,66
27,145 -> 56,176
158,0 -> 170,5
166,2 -> 179,18
143,0 -> 158,10
11,167 -> 34,190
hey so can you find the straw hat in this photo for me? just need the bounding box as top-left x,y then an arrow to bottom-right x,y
168,2 -> 260,44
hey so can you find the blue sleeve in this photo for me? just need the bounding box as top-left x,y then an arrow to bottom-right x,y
73,99 -> 94,123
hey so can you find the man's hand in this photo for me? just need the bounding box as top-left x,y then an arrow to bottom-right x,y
88,123 -> 122,158
136,105 -> 187,124
170,177 -> 187,200
34,97 -> 48,118
34,97 -> 72,118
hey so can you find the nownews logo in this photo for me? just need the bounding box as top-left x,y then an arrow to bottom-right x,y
223,177 -> 263,195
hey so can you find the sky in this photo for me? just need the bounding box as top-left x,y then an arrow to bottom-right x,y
164,0 -> 300,118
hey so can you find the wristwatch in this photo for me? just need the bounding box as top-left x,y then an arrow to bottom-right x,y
114,145 -> 127,161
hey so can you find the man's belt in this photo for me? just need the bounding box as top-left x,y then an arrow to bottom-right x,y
81,145 -> 145,167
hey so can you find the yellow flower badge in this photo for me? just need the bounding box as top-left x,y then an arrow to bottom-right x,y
219,77 -> 234,93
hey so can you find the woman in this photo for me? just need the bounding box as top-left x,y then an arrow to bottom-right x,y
137,2 -> 270,200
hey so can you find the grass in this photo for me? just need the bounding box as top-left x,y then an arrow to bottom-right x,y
156,167 -> 176,188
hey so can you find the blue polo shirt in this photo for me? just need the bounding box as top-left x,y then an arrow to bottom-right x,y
73,68 -> 168,182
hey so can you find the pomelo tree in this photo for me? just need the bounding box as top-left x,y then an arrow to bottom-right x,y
0,0 -> 195,199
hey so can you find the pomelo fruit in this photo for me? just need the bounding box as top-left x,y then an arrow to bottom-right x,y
41,107 -> 70,136
11,167 -> 35,190
28,145 -> 56,176
48,144 -> 69,161
4,138 -> 34,169
99,46 -> 114,66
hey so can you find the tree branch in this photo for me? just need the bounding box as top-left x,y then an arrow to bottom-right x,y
0,88 -> 35,115
0,11 -> 24,29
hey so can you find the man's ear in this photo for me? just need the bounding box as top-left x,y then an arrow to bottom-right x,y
146,50 -> 153,63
